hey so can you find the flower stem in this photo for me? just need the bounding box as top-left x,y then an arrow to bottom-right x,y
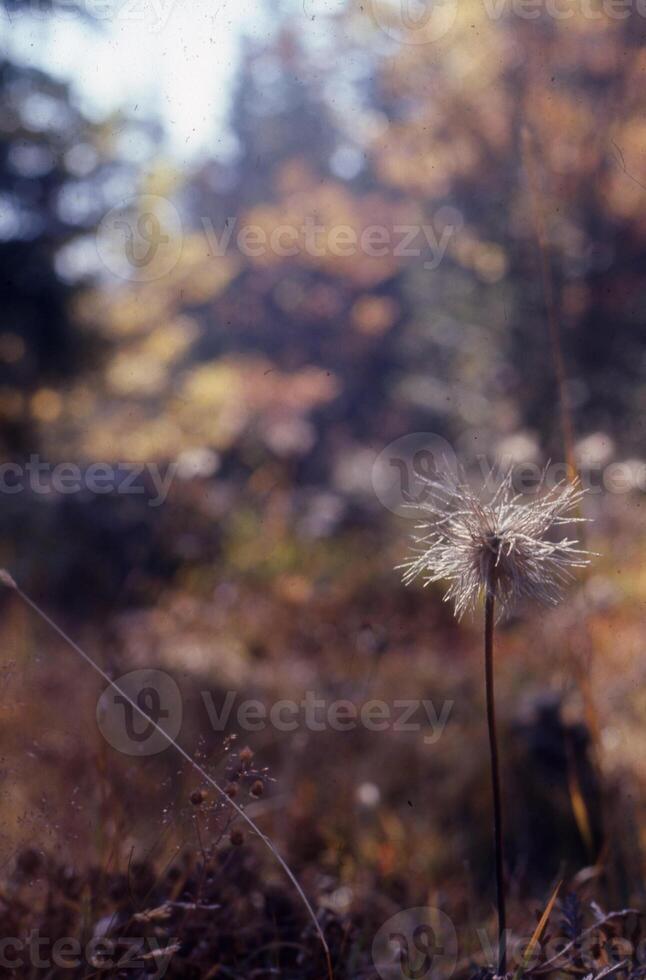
484,589 -> 507,975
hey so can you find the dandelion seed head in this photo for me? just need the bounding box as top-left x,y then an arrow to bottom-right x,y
399,469 -> 592,619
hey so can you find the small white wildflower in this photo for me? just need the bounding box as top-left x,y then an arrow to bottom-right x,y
399,469 -> 592,619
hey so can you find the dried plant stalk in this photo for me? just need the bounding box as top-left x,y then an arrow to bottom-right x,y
401,467 -> 593,975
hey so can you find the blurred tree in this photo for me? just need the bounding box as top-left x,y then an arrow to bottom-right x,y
367,3 -> 646,457
0,2 -> 159,453
9,2 -> 644,609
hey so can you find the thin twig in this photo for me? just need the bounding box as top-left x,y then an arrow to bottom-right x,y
0,570 -> 334,980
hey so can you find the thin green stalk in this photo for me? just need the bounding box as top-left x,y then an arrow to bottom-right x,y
484,590 -> 507,975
